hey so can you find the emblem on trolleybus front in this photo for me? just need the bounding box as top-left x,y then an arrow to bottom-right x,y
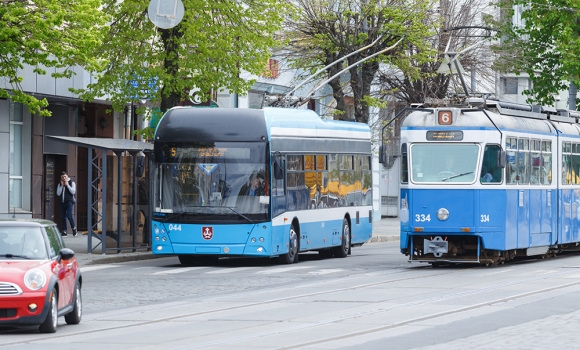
202,226 -> 213,240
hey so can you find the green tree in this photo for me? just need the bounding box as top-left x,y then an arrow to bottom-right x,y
280,0 -> 434,123
0,0 -> 106,116
74,0 -> 287,136
491,0 -> 580,106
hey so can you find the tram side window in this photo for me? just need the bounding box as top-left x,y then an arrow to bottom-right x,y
480,145 -> 502,184
518,138 -> 530,184
530,139 -> 541,185
563,142 -> 573,184
541,141 -> 552,185
506,137 -> 518,184
401,143 -> 408,183
572,144 -> 580,184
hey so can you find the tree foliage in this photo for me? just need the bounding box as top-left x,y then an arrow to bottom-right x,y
74,0 -> 287,127
491,0 -> 580,106
0,0 -> 106,116
280,0 -> 434,123
378,0 -> 497,104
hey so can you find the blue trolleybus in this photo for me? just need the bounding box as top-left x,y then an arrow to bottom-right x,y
381,98 -> 580,265
151,107 -> 373,264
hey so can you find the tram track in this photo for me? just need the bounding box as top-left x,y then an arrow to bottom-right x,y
3,265 -> 579,348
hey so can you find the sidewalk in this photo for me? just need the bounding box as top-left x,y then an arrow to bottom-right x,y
66,216 -> 401,267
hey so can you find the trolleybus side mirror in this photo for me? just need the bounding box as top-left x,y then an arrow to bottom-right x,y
274,159 -> 284,180
497,150 -> 506,168
379,145 -> 387,164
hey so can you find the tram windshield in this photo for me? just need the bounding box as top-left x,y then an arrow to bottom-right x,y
410,144 -> 480,183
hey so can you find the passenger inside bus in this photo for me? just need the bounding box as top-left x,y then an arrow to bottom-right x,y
238,171 -> 265,197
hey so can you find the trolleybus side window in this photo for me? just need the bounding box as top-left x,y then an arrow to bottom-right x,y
328,154 -> 339,207
304,155 -> 316,210
362,156 -> 372,205
287,155 -> 306,211
316,155 -> 328,209
401,143 -> 408,183
541,140 -> 552,185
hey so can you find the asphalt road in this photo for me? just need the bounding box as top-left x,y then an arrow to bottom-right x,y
3,240 -> 580,349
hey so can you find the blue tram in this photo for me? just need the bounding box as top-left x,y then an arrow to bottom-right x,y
381,98 -> 580,265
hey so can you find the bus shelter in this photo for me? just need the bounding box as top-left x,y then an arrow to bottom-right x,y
49,136 -> 153,255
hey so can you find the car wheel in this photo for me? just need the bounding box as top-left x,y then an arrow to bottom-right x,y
178,255 -> 197,265
333,218 -> 350,258
39,289 -> 58,333
65,281 -> 82,325
278,224 -> 299,264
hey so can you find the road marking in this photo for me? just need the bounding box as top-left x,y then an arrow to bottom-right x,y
81,265 -> 120,272
206,267 -> 255,274
152,266 -> 207,275
308,269 -> 343,275
256,266 -> 314,274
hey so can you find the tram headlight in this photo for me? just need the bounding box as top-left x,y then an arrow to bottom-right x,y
437,208 -> 449,221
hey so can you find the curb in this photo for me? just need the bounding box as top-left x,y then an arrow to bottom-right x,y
80,252 -> 167,266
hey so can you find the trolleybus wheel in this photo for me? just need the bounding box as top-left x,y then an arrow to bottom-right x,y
333,218 -> 350,258
278,224 -> 299,264
178,255 -> 197,265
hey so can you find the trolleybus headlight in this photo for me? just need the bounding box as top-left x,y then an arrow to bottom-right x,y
156,246 -> 162,251
162,237 -> 167,242
257,247 -> 264,252
155,228 -> 160,234
437,208 -> 449,221
251,237 -> 256,243
259,237 -> 264,242
155,236 -> 160,241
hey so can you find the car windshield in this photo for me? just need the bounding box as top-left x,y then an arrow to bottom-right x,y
0,227 -> 48,260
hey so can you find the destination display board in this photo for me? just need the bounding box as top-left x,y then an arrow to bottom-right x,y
426,130 -> 463,141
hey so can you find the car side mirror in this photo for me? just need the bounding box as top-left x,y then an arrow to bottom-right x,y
58,248 -> 75,262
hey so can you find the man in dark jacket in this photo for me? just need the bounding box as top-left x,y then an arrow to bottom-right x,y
56,171 -> 77,237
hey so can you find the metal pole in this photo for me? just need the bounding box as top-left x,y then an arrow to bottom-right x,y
132,152 -> 138,252
101,151 -> 107,255
569,82 -> 577,110
87,147 -> 92,254
116,151 -> 123,253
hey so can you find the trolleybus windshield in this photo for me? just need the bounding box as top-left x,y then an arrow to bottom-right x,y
153,142 -> 269,222
410,143 -> 479,183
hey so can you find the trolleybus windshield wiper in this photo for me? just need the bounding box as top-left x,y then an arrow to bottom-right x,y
223,206 -> 254,223
441,171 -> 474,181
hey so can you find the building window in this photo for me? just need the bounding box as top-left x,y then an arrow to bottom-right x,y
261,59 -> 279,79
9,102 -> 23,208
501,77 -> 518,95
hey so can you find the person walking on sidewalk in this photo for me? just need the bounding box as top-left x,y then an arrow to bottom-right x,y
56,171 -> 77,237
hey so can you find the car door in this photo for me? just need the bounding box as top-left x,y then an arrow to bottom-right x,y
45,225 -> 73,307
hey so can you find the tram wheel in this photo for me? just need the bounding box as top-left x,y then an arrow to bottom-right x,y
333,218 -> 350,258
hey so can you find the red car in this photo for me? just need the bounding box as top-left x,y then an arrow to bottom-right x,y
0,219 -> 82,333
